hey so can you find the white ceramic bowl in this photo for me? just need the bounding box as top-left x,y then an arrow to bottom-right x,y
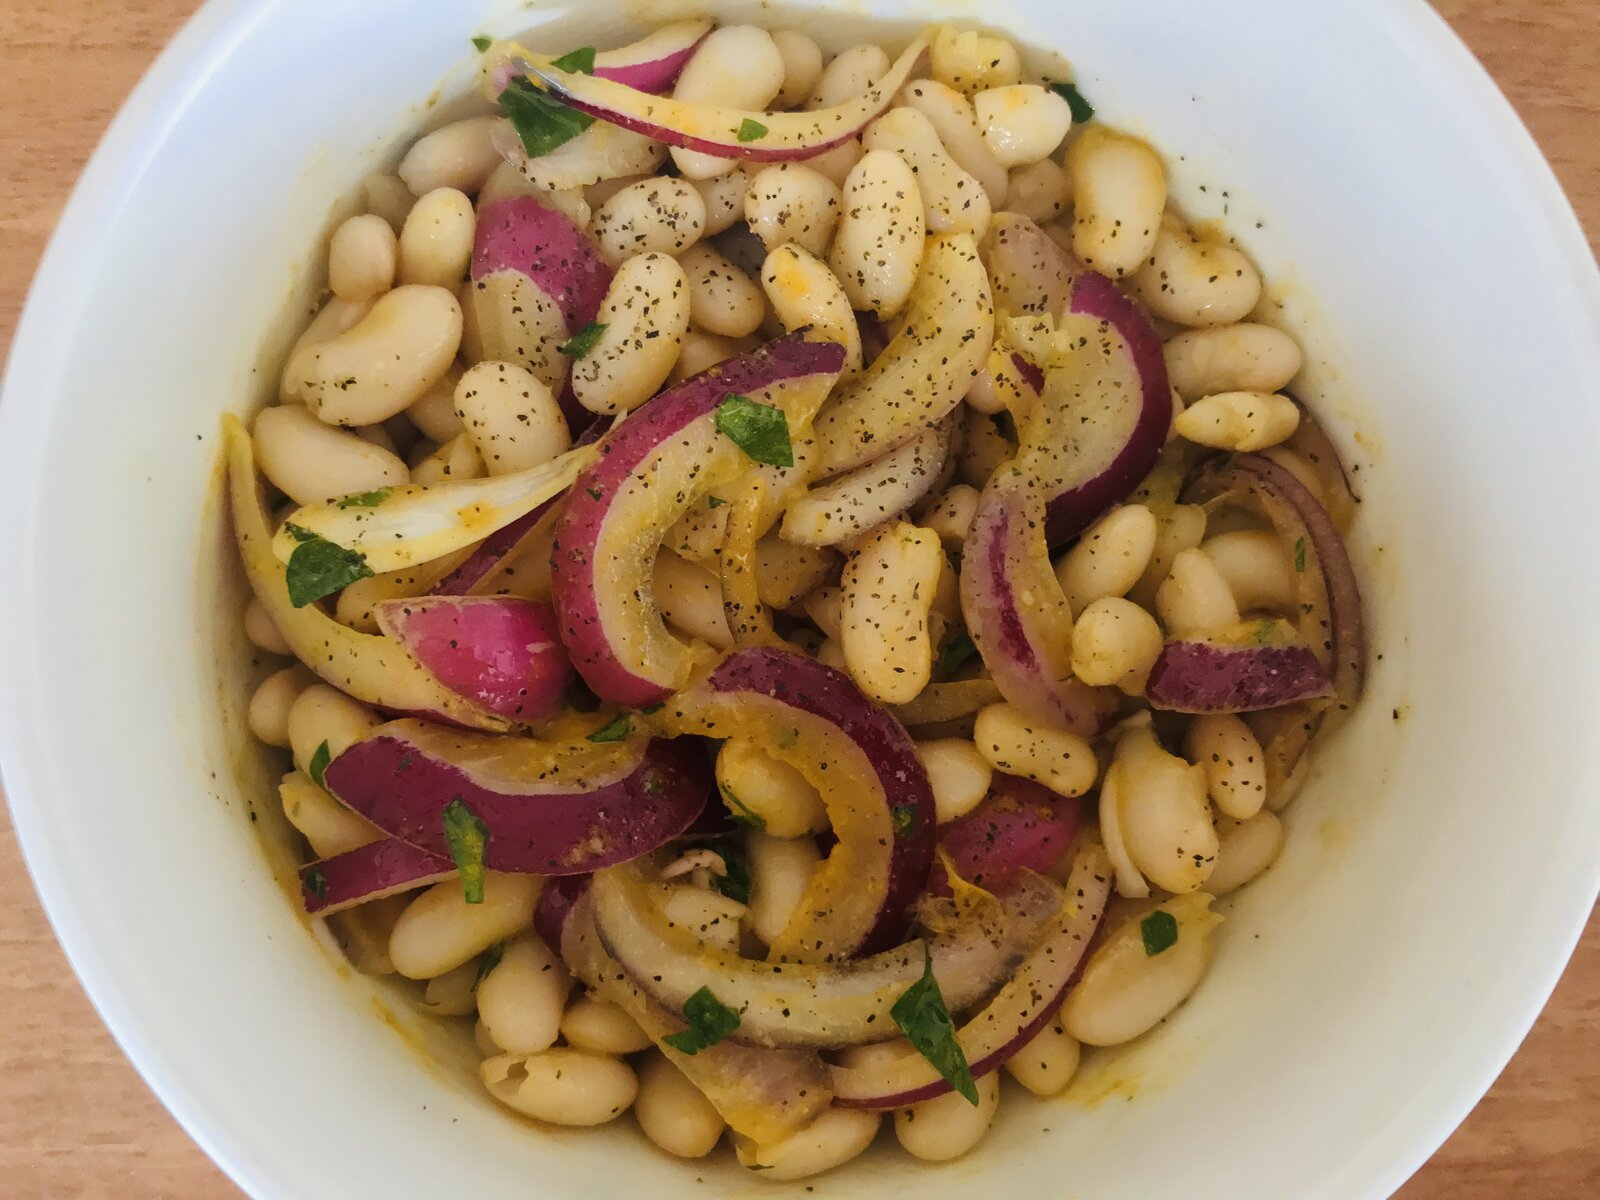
3,1 -> 1597,1196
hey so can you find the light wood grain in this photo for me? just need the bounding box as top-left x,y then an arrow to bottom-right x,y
0,2 -> 1595,1196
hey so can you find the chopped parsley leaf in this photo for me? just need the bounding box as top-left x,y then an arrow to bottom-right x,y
936,632 -> 978,678
891,804 -> 921,838
721,786 -> 767,831
736,118 -> 769,143
707,495 -> 727,508
1294,536 -> 1307,573
307,740 -> 332,789
559,320 -> 607,358
1048,80 -> 1095,123
891,948 -> 978,1104
498,76 -> 593,158
1141,910 -> 1179,956
550,46 -> 597,75
475,941 -> 506,985
470,35 -> 493,53
443,796 -> 490,904
303,867 -> 327,899
336,489 -> 391,509
715,393 -> 793,467
663,986 -> 741,1055
587,713 -> 632,743
283,527 -> 373,607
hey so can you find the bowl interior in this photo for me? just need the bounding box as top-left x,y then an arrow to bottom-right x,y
2,1 -> 1598,1197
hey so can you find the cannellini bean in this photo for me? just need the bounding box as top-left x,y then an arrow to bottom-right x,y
462,271 -> 566,390
279,297 -> 374,402
760,244 -> 861,374
689,166 -> 750,235
590,177 -> 707,267
864,107 -> 991,237
1109,724 -> 1216,893
479,160 -> 589,218
560,992 -> 653,1055
677,242 -> 766,338
1055,503 -> 1159,612
803,585 -> 843,640
958,408 -> 1016,488
898,80 -> 1009,207
335,564 -> 436,634
1156,548 -> 1240,636
734,1107 -> 881,1180
397,187 -> 475,288
718,739 -> 828,837
672,25 -> 784,178
930,25 -> 1022,96
481,1049 -> 637,1126
1129,503 -> 1207,608
895,1069 -> 999,1161
1207,811 -> 1285,894
1201,530 -> 1297,611
328,213 -> 398,302
829,150 -> 927,317
1164,323 -> 1304,400
665,496 -> 729,562
1186,713 -> 1269,819
809,43 -> 889,109
244,598 -> 291,656
421,960 -> 480,1017
654,550 -> 733,649
285,285 -> 462,427
398,115 -> 502,196
771,29 -> 824,109
744,164 -> 843,257
1067,127 -> 1167,278
805,137 -> 866,188
816,637 -> 847,670
1070,597 -> 1163,693
658,885 -> 747,952
582,171 -> 649,211
746,829 -> 822,946
1175,390 -> 1300,452
782,423 -> 951,547
1005,158 -> 1072,223
474,1020 -> 500,1057
838,521 -> 943,704
571,252 -> 691,414
1060,892 -> 1221,1045
286,684 -> 382,778
973,702 -> 1099,797
754,535 -> 837,608
1129,216 -> 1262,327
477,933 -> 569,1055
1003,1018 -> 1081,1095
917,738 -> 993,823
247,665 -> 314,748
362,172 -> 415,232
921,484 -> 980,547
974,85 -> 1073,168
405,361 -> 465,441
452,360 -> 570,474
635,1054 -> 726,1158
389,872 -> 540,980
669,330 -> 754,383
278,769 -> 379,858
410,432 -> 485,485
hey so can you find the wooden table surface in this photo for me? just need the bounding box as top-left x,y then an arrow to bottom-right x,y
0,2 -> 1595,1196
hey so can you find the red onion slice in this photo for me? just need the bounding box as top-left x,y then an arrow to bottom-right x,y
300,837 -> 455,917
591,20 -> 712,92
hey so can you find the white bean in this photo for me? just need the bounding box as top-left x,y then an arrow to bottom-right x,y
657,885 -> 747,952
335,564 -> 434,634
805,137 -> 866,188
898,80 -> 1009,207
1109,724 -> 1216,893
286,684 -> 382,778
1164,323 -> 1304,400
405,361 -> 465,441
1207,811 -> 1285,894
389,872 -> 540,980
760,244 -> 861,374
1129,216 -> 1262,327
717,740 -> 827,837
672,26 -> 784,178
1156,548 -> 1240,636
1129,504 -> 1208,609
863,107 -> 991,237
479,160 -> 588,219
452,360 -> 570,475
1056,504 -> 1159,612
1066,127 -> 1167,278
247,665 -> 314,748
744,164 -> 843,257
635,1054 -> 726,1158
244,597 -> 291,656
654,550 -> 733,650
689,165 -> 750,235
278,769 -> 379,859
590,177 -> 707,267
1003,1019 -> 1081,1095
746,830 -> 822,947
571,252 -> 691,415
974,85 -> 1073,168
1186,714 -> 1269,819
477,933 -> 569,1055
421,960 -> 480,1017
1070,597 -> 1163,693
397,187 -> 475,289
1060,892 -> 1221,1046
808,43 -> 889,109
560,992 -> 653,1055
677,242 -> 766,338
930,25 -> 1022,96
838,521 -> 942,704
782,423 -> 951,548
958,409 -> 1015,488
1201,530 -> 1297,611
668,329 -> 754,383
895,1069 -> 999,1161
501,118 -> 667,194
398,116 -> 503,196
481,1049 -> 637,1126
917,738 -> 993,823
1176,390 -> 1301,452
771,30 -> 824,110
973,703 -> 1099,797
1005,158 -> 1072,223
754,535 -> 837,608
921,483 -> 980,548
328,214 -> 397,302
829,149 -> 926,317
361,172 -> 414,233
410,432 -> 484,485
734,1107 -> 880,1180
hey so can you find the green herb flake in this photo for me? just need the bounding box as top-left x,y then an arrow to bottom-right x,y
715,393 -> 793,467
475,941 -> 506,985
307,740 -> 332,789
663,986 -> 741,1055
1141,910 -> 1179,956
936,632 -> 978,678
470,35 -> 494,53
707,495 -> 727,509
1049,80 -> 1095,123
284,530 -> 373,608
443,796 -> 491,904
776,728 -> 798,750
498,76 -> 594,158
891,948 -> 979,1105
722,786 -> 768,831
559,320 -> 607,358
550,46 -> 597,75
696,837 -> 751,905
587,713 -> 632,743
643,770 -> 664,795
736,118 -> 769,143
1294,536 -> 1307,573
891,804 -> 920,838
336,489 -> 391,509
303,867 -> 327,899
639,702 -> 665,715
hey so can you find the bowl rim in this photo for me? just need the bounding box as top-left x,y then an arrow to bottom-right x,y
1,1 -> 1598,1197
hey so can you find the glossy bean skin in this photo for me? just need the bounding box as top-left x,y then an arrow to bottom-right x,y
808,43 -> 889,109
1201,529 -> 1297,611
974,84 -> 1073,168
771,29 -> 825,110
328,213 -> 397,302
398,115 -> 503,195
1070,597 -> 1163,694
863,107 -> 991,237
898,79 -> 1009,207
1207,811 -> 1285,894
278,769 -> 380,859
1186,713 -> 1270,819
921,483 -> 980,547
689,165 -> 751,236
247,665 -> 315,749
1003,1018 -> 1081,1095
397,187 -> 476,289
1106,724 -> 1217,894
744,164 -> 843,256
760,244 -> 862,375
1175,390 -> 1301,452
1156,547 -> 1241,636
243,597 -> 291,656
973,702 -> 1099,797
1056,504 -> 1159,612
829,150 -> 927,318
1067,127 -> 1167,278
1129,216 -> 1262,327
388,872 -> 540,980
254,404 -> 410,506
453,360 -> 570,474
895,1069 -> 1000,1161
477,933 -> 569,1055
716,739 -> 828,837
560,992 -> 654,1055
285,684 -> 382,778
930,25 -> 1022,96
746,829 -> 822,947
481,1048 -> 637,1126
671,25 -> 785,178
677,242 -> 767,338
572,252 -> 691,415
838,521 -> 943,704
635,1054 -> 727,1158
1164,323 -> 1304,400
733,1107 -> 881,1180
917,738 -> 993,823
590,177 -> 707,267
1005,159 -> 1071,224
